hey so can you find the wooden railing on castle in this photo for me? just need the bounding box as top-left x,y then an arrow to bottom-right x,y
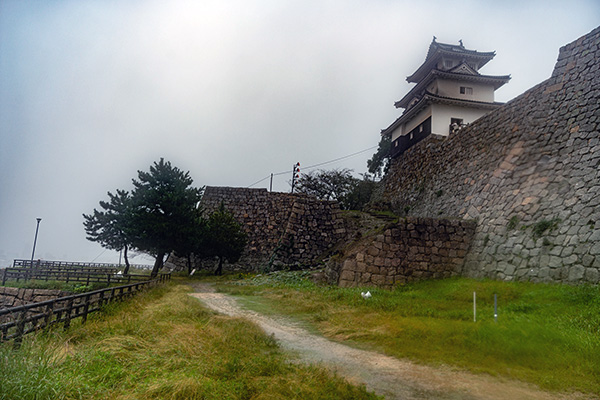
0,274 -> 170,343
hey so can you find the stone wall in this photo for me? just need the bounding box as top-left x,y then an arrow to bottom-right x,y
168,186 -> 347,271
328,218 -> 476,288
376,26 -> 600,283
0,287 -> 70,309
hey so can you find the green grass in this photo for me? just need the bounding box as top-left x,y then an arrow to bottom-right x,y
218,273 -> 600,395
0,282 -> 378,400
2,279 -> 108,293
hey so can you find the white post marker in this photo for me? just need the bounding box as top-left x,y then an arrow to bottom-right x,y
494,293 -> 498,322
473,291 -> 476,322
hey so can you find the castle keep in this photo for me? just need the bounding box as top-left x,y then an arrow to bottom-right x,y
382,38 -> 510,157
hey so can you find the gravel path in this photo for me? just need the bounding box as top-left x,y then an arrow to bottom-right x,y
189,283 -> 584,400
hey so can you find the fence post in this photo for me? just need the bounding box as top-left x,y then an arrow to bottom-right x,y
63,298 -> 74,331
82,294 -> 91,324
1,270 -> 6,286
99,290 -> 105,308
43,300 -> 55,329
14,308 -> 27,347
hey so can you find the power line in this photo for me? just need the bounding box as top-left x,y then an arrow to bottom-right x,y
247,175 -> 271,188
302,145 -> 377,171
247,145 -> 378,188
91,248 -> 108,262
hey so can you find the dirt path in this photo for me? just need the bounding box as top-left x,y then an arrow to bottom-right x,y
189,283 -> 585,400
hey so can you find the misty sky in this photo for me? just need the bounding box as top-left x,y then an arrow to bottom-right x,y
1,0 -> 598,267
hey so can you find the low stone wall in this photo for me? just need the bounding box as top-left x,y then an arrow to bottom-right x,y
0,287 -> 71,309
328,217 -> 476,288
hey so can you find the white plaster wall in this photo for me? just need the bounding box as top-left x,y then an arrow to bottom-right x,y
431,104 -> 489,136
436,79 -> 495,102
391,106 -> 432,141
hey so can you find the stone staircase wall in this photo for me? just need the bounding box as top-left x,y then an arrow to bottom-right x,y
328,217 -> 476,288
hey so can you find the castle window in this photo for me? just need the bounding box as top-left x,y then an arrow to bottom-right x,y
460,86 -> 473,95
444,59 -> 453,69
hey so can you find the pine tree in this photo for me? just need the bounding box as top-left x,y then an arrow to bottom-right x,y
83,189 -> 133,273
205,203 -> 247,275
128,158 -> 203,277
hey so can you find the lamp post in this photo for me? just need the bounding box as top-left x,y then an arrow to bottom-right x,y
30,218 -> 42,267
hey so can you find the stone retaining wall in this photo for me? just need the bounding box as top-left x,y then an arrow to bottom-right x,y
328,218 -> 476,288
376,26 -> 600,283
0,287 -> 70,309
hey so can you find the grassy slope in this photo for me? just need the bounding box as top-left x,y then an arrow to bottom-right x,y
219,273 -> 600,396
0,282 -> 378,400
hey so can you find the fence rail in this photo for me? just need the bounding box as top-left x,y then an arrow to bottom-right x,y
13,259 -> 152,270
1,268 -> 156,286
0,274 -> 170,343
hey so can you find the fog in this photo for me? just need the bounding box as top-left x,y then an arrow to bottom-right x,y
1,0 -> 598,266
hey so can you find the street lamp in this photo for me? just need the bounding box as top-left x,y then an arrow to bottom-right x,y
30,218 -> 42,267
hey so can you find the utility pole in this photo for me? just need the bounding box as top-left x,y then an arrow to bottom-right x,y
291,162 -> 300,193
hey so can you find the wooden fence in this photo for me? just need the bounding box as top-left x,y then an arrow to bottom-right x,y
0,274 -> 170,343
13,259 -> 152,270
1,268 -> 155,286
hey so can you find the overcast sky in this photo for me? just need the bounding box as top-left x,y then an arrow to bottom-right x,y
1,0 -> 598,267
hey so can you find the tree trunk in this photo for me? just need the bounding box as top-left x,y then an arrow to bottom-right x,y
214,256 -> 223,276
187,254 -> 192,275
123,244 -> 131,275
151,252 -> 165,278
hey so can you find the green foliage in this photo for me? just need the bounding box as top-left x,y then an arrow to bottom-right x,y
367,135 -> 391,178
507,215 -> 519,230
83,190 -> 134,272
341,174 -> 377,211
205,203 -> 248,275
129,159 -> 203,265
294,169 -> 376,211
295,168 -> 355,202
531,218 -> 560,238
84,158 -> 204,278
3,280 -> 107,293
221,274 -> 600,395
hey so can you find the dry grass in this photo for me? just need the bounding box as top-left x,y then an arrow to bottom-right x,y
0,282 -> 378,400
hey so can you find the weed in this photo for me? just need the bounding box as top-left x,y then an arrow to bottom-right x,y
531,218 -> 560,238
507,216 -> 519,230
